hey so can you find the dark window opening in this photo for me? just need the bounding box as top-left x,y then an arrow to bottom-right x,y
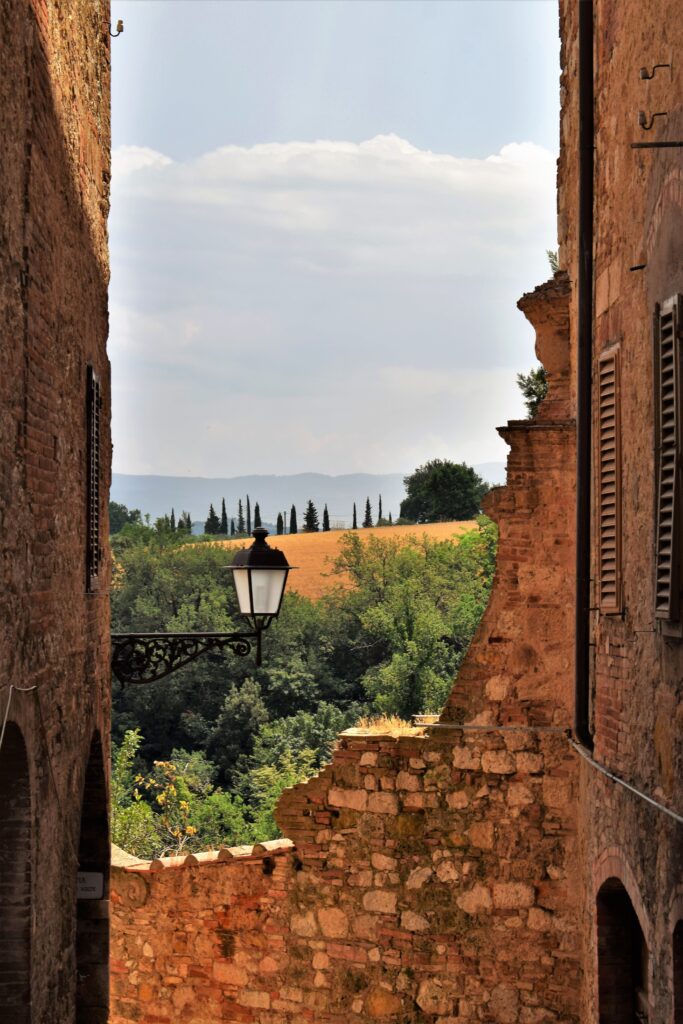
674,920 -> 683,1024
76,732 -> 109,1024
0,723 -> 32,1023
597,877 -> 649,1024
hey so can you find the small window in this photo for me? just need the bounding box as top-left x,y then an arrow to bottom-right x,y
86,366 -> 102,592
598,349 -> 622,612
654,296 -> 683,624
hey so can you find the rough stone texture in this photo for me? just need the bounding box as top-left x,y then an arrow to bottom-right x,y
558,1 -> 683,1020
111,283 -> 581,1023
0,1 -> 111,1021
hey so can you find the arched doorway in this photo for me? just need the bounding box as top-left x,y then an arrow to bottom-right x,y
674,920 -> 683,1024
76,732 -> 109,1024
597,877 -> 649,1023
0,722 -> 32,1023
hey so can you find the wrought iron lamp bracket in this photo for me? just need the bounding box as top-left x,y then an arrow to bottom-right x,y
111,630 -> 261,685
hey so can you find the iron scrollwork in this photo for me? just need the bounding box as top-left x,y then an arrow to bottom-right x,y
111,631 -> 257,685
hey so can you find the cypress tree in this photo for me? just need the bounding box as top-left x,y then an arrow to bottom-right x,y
388,511 -> 393,526
220,498 -> 228,535
230,518 -> 236,536
303,499 -> 320,532
254,502 -> 262,529
170,507 -> 176,531
237,499 -> 245,534
323,504 -> 330,532
352,502 -> 358,529
289,505 -> 298,535
276,512 -> 284,535
204,503 -> 220,534
246,495 -> 252,535
363,497 -> 373,528
378,495 -> 383,523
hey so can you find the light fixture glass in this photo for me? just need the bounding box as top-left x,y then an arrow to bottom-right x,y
228,528 -> 293,630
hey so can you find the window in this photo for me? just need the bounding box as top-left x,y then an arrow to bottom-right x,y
86,366 -> 102,592
598,348 -> 622,612
654,296 -> 683,626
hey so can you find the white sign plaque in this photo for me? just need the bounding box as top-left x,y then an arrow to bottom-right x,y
77,871 -> 104,900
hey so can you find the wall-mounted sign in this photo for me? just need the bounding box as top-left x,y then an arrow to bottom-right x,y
77,871 -> 104,900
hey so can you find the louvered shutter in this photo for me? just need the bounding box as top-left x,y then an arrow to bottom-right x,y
654,296 -> 682,621
598,349 -> 622,612
86,366 -> 102,593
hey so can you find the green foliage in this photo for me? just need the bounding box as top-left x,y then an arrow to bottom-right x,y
204,503 -> 220,534
400,460 -> 488,523
254,502 -> 262,529
352,503 -> 357,529
276,512 -> 284,535
547,249 -> 559,273
304,499 -> 320,532
289,504 -> 298,535
237,499 -> 245,534
109,501 -> 142,534
363,497 -> 373,528
246,496 -> 252,535
111,514 -> 498,855
220,498 -> 228,535
322,505 -> 330,532
516,365 -> 548,419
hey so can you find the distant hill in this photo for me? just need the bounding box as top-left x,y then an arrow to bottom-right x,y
110,463 -> 507,526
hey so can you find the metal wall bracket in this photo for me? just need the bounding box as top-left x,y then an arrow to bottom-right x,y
111,630 -> 259,685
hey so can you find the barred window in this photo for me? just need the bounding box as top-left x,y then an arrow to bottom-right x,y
86,366 -> 102,593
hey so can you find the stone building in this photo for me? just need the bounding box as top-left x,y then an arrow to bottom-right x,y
0,1 -> 112,1022
110,2 -> 683,1022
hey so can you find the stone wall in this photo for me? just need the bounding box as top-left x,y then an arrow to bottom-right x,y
111,277 -> 582,1023
558,0 -> 683,1019
0,1 -> 111,1020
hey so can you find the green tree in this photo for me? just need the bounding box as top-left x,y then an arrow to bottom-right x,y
303,500 -> 320,532
204,503 -> 220,535
220,498 -> 228,535
352,503 -> 357,529
237,499 -> 245,534
378,495 -> 383,523
388,512 -> 393,526
289,505 -> 298,535
516,365 -> 548,419
230,518 -> 236,536
363,497 -> 373,528
246,749 -> 315,841
111,729 -> 159,857
170,508 -> 176,532
276,512 -> 284,535
178,511 -> 192,533
322,505 -> 330,532
254,502 -> 262,529
109,501 -> 142,535
400,460 -> 488,523
208,679 -> 270,786
246,496 -> 252,535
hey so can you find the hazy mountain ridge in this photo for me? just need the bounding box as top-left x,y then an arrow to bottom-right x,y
111,464 -> 507,525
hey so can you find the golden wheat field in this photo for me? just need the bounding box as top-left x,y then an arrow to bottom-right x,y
207,521 -> 477,601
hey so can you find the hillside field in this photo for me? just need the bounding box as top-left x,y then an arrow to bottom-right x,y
208,521 -> 478,600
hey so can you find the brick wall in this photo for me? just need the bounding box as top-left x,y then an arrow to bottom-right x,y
0,1 -> 111,1020
558,0 -> 683,1019
111,277 -> 582,1023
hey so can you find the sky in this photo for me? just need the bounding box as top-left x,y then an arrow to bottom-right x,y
110,0 -> 560,478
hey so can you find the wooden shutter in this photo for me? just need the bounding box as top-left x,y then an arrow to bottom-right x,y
654,296 -> 682,622
598,349 -> 622,612
86,366 -> 102,593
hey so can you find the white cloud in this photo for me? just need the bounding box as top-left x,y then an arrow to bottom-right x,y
108,134 -> 556,476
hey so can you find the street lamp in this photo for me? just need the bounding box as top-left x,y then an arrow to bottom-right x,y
111,529 -> 294,685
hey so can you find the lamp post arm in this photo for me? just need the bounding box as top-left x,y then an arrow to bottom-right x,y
111,630 -> 260,685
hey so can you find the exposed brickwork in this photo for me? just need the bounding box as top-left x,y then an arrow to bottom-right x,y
558,1 -> 683,1019
111,279 -> 582,1023
0,1 -> 111,1020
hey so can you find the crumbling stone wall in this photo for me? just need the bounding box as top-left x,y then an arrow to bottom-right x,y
0,1 -> 111,1020
558,1 -> 683,1019
111,278 -> 582,1023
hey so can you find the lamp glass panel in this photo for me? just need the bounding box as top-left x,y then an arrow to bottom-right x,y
232,568 -> 252,615
249,568 -> 287,615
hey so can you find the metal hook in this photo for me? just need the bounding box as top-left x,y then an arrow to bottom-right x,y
639,64 -> 671,80
110,19 -> 124,37
638,110 -> 668,131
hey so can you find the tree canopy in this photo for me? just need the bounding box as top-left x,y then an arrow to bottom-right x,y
399,460 -> 488,523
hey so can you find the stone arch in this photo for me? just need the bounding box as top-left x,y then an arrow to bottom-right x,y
76,731 -> 109,1024
0,721 -> 32,1022
596,877 -> 649,1023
